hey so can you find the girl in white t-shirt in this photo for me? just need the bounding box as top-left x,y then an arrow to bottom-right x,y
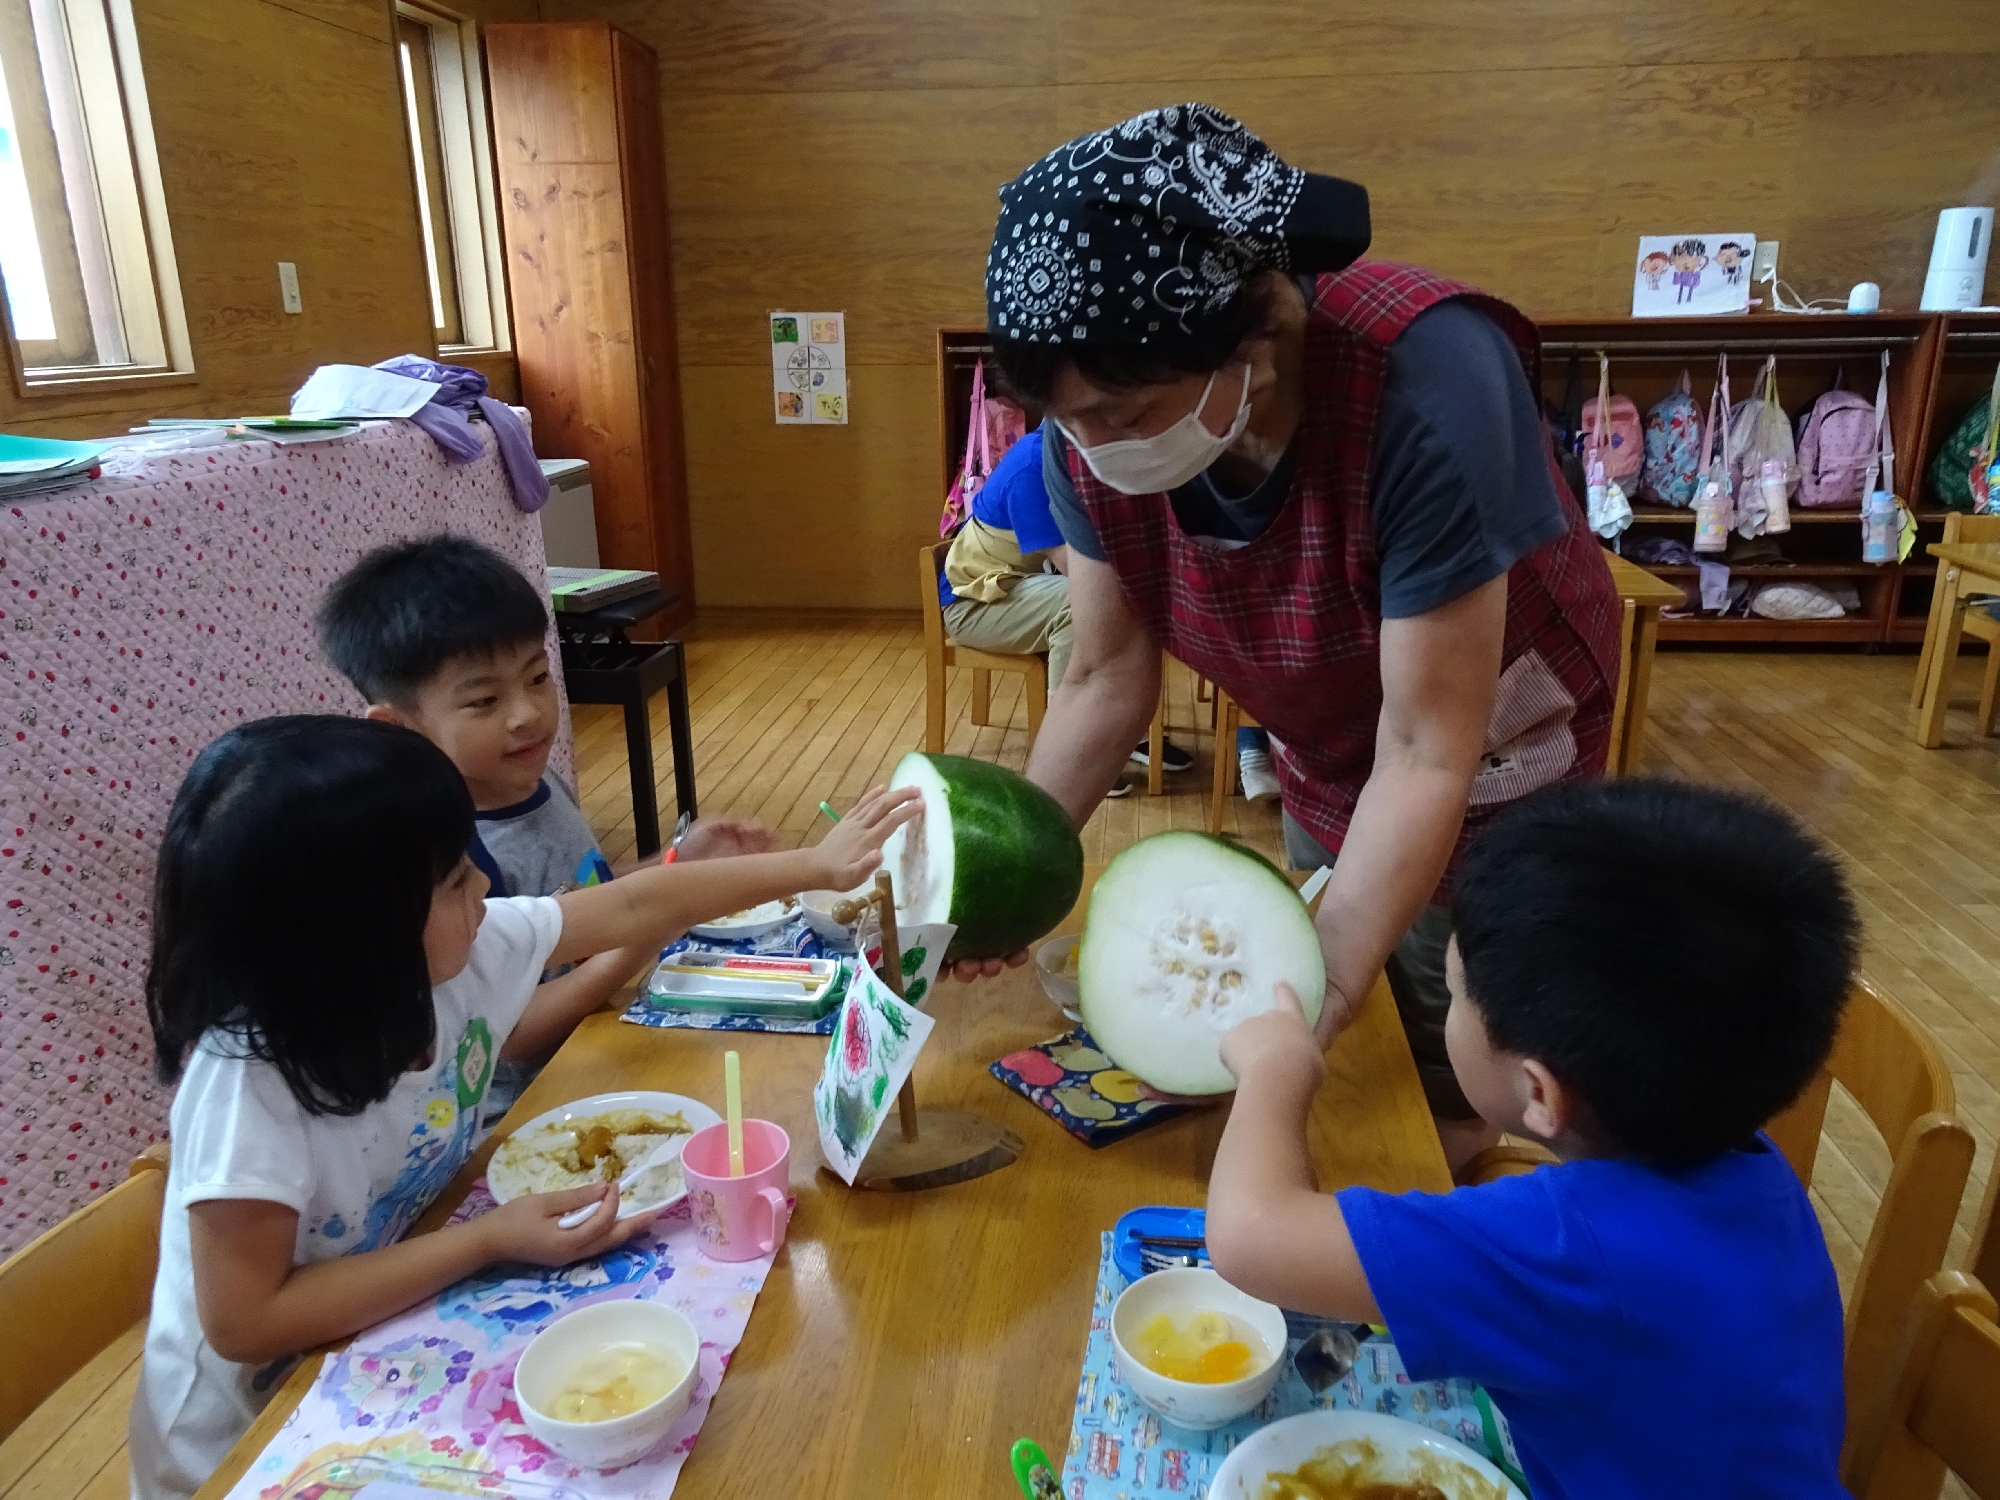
129,715 -> 918,1499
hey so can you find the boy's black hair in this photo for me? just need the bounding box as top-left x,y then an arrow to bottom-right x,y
317,534 -> 547,705
146,715 -> 474,1116
988,271 -> 1288,407
1452,777 -> 1857,1164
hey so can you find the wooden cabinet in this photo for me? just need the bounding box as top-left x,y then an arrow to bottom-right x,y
485,22 -> 693,628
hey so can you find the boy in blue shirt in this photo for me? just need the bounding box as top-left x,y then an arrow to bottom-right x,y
1209,778 -> 1853,1500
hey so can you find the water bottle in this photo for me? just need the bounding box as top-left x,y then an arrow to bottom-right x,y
1759,458 -> 1791,535
1693,472 -> 1731,554
1862,490 -> 1897,565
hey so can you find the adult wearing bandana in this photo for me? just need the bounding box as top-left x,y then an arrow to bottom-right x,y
959,105 -> 1621,1167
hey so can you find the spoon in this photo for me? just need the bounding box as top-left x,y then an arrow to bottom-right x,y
1292,1321 -> 1361,1394
556,1135 -> 685,1230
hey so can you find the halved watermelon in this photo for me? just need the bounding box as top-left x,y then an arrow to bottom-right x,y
1079,832 -> 1325,1096
879,751 -> 1084,962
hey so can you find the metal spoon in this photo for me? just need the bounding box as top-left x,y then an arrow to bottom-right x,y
1292,1321 -> 1361,1393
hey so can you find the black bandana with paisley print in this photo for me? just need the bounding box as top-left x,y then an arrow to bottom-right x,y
986,104 -> 1371,352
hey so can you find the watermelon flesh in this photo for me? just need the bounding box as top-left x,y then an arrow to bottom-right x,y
879,751 -> 1084,962
1079,832 -> 1325,1096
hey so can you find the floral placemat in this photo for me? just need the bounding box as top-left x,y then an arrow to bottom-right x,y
1060,1233 -> 1523,1497
222,1184 -> 772,1500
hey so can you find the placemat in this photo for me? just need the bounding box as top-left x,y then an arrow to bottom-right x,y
989,1026 -> 1189,1147
620,924 -> 848,1034
1060,1233 -> 1523,1497
222,1182 -> 773,1500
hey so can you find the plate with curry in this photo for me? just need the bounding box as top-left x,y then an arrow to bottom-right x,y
488,1091 -> 721,1219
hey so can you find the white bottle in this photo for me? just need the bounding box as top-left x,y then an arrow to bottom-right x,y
1862,490 -> 1897,564
1693,471 -> 1732,554
1760,458 -> 1791,535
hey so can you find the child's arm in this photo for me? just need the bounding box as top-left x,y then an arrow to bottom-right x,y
187,1184 -> 647,1366
606,815 -> 780,878
545,785 -> 920,970
499,945 -> 653,1063
1207,983 -> 1382,1324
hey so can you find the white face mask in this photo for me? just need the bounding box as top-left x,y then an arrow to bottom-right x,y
1061,364 -> 1254,495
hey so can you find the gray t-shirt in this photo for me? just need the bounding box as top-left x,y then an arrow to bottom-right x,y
1041,300 -> 1565,619
468,775 -> 613,1125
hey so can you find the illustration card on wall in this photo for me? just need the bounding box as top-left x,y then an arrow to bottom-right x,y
771,311 -> 848,424
813,958 -> 936,1184
1632,233 -> 1757,318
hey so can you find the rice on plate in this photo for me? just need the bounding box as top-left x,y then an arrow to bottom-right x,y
488,1090 -> 722,1217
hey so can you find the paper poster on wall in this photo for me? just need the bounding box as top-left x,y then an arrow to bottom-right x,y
771,311 -> 848,424
1631,234 -> 1757,318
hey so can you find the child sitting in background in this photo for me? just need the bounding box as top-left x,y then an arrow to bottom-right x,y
1208,778 -> 1854,1500
129,715 -> 916,1498
317,535 -> 771,1126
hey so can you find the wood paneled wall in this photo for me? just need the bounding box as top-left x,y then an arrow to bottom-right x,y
0,0 -> 535,439
544,0 -> 2000,611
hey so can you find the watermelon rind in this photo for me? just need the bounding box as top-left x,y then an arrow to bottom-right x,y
879,751 -> 1084,962
1079,831 -> 1325,1095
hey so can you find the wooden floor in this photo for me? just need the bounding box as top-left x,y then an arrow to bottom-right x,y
575,616 -> 2000,1302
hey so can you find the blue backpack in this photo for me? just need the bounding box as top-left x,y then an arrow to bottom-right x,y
1640,370 -> 1703,508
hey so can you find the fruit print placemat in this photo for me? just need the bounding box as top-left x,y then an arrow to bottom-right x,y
221,1185 -> 771,1500
1060,1234 -> 1524,1498
988,1026 -> 1189,1147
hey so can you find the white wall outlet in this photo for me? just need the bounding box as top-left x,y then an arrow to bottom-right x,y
1751,240 -> 1780,284
277,262 -> 302,314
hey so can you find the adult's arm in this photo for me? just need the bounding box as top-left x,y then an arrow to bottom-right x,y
1308,573 -> 1505,1041
1024,549 -> 1159,827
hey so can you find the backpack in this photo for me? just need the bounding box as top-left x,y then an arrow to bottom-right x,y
1639,370 -> 1703,507
937,361 -> 1027,536
1580,373 -> 1643,491
1796,377 -> 1880,509
1928,392 -> 1993,512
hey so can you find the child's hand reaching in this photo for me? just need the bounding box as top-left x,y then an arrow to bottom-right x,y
1219,982 -> 1327,1096
809,785 -> 923,891
475,1183 -> 655,1266
677,816 -> 779,862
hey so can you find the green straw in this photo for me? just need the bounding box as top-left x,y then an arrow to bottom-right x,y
818,800 -> 841,824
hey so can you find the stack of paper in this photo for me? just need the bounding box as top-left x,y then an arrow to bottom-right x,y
0,434 -> 105,499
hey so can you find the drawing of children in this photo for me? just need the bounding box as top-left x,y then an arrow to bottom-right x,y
1639,251 -> 1670,291
1669,238 -> 1708,304
1715,241 -> 1748,285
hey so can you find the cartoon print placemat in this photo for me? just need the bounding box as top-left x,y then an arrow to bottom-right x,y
989,1027 -> 1189,1148
222,1185 -> 774,1500
1060,1234 -> 1523,1498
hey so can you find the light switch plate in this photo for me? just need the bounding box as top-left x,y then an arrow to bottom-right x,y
278,261 -> 302,314
1750,240 -> 1780,284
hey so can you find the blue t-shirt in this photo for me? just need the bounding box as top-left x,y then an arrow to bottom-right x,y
1337,1136 -> 1845,1500
939,429 -> 1064,608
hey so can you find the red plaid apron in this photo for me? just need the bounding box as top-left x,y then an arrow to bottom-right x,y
1071,260 -> 1620,895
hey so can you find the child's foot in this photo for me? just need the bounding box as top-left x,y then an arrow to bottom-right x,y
1237,733 -> 1281,804
1128,738 -> 1194,773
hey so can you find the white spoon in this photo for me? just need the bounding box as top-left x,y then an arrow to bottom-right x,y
555,1135 -> 686,1230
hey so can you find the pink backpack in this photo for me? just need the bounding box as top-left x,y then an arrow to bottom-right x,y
938,360 -> 1027,535
1581,378 -> 1644,491
1796,379 -> 1881,509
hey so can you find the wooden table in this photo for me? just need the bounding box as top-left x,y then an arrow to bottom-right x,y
1602,552 -> 1683,775
1913,540 -> 2000,747
199,879 -> 1447,1500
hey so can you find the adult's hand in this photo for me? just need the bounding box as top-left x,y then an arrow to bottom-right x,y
945,949 -> 1030,982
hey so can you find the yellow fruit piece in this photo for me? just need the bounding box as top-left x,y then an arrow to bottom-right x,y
1185,1311 -> 1232,1348
1195,1341 -> 1253,1383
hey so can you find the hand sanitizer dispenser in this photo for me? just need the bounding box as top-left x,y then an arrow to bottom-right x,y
1921,207 -> 1993,311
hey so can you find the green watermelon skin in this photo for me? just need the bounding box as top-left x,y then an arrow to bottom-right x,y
885,752 -> 1083,962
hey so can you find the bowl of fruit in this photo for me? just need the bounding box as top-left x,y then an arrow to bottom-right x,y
1109,1266 -> 1288,1430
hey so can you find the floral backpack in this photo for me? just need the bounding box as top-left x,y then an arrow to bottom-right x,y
1639,370 -> 1703,507
938,360 -> 1027,536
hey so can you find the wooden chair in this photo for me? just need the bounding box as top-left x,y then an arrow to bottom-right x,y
1208,689 -> 1261,835
1764,978 -> 1976,1459
1910,512 -> 2000,737
1844,1270 -> 2000,1500
1968,1152 -> 2000,1298
0,1142 -> 168,1488
921,541 -> 1047,754
1453,1140 -> 1558,1188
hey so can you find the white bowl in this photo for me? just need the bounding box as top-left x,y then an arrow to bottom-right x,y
1209,1410 -> 1526,1500
488,1090 -> 720,1219
798,887 -> 867,951
1108,1267 -> 1287,1431
515,1301 -> 701,1470
1033,933 -> 1082,1020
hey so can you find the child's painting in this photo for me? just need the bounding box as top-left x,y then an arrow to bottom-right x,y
813,958 -> 936,1184
770,309 -> 849,424
1631,232 -> 1756,318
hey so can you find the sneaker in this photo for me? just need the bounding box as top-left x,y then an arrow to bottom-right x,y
1104,778 -> 1135,798
1129,737 -> 1195,773
1237,734 -> 1281,804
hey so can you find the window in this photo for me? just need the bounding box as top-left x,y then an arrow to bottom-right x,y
0,0 -> 187,384
395,3 -> 507,353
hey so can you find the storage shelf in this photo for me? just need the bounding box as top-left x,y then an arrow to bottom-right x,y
1624,505 -> 1870,525
1658,615 -> 1882,643
1645,563 -> 1882,578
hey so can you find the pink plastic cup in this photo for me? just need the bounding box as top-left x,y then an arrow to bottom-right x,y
681,1120 -> 791,1262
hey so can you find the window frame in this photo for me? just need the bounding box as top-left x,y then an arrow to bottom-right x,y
393,0 -> 508,356
0,0 -> 190,395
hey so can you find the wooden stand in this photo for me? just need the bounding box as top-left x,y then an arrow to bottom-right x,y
831,872 -> 1023,1192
